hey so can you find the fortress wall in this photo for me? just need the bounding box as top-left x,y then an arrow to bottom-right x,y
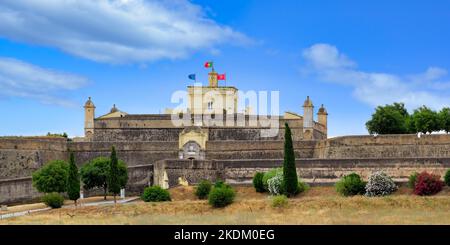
95,118 -> 178,129
316,134 -> 450,159
0,164 -> 154,204
206,140 -> 318,159
92,117 -> 316,142
69,141 -> 179,167
156,158 -> 450,188
93,128 -> 183,141
0,137 -> 68,180
0,177 -> 41,204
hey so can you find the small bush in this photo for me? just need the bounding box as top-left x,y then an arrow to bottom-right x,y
262,168 -> 282,191
142,186 -> 171,202
335,173 -> 366,196
214,180 -> 226,188
42,192 -> 64,209
365,171 -> 397,197
195,180 -> 212,199
408,172 -> 419,189
444,169 -> 450,187
253,172 -> 265,193
298,179 -> 309,193
414,171 -> 444,196
208,185 -> 235,208
267,172 -> 283,195
271,195 -> 288,208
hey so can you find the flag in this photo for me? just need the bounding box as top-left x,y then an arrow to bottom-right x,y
204,61 -> 213,68
188,74 -> 196,80
217,73 -> 226,80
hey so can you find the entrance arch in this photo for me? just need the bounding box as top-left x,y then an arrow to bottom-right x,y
181,141 -> 202,160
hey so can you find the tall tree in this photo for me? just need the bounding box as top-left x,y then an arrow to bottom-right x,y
67,151 -> 80,206
439,107 -> 450,133
80,157 -> 128,200
282,123 -> 299,196
108,146 -> 121,204
366,103 -> 410,134
411,106 -> 440,134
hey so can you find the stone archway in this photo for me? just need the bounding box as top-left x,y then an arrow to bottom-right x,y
181,140 -> 203,160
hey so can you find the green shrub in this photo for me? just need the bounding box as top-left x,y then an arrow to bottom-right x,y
142,186 -> 171,202
42,192 -> 64,209
298,179 -> 310,193
208,185 -> 235,208
335,173 -> 366,196
195,180 -> 212,199
408,172 -> 419,188
214,180 -> 226,188
444,169 -> 450,187
271,195 -> 288,208
262,168 -> 282,191
253,172 -> 265,193
32,160 -> 69,193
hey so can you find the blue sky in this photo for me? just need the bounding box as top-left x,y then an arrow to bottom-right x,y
0,0 -> 449,137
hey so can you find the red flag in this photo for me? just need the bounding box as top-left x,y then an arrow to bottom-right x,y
217,73 -> 226,80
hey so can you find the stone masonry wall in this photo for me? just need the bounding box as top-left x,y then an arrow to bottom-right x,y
1,134 -> 450,204
156,157 -> 450,187
0,137 -> 68,180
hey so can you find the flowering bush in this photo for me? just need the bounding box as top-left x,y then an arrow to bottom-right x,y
267,172 -> 283,195
365,171 -> 397,197
262,167 -> 283,191
413,171 -> 443,196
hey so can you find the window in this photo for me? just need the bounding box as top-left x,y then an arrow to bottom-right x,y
207,101 -> 213,110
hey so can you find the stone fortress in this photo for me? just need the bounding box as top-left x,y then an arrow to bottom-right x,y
1,70 -> 450,204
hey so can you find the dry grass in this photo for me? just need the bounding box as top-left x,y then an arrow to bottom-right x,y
2,186 -> 450,225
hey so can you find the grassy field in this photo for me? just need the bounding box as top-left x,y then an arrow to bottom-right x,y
2,186 -> 450,225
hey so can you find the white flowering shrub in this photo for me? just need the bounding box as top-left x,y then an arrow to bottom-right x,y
267,172 -> 283,195
365,171 -> 397,197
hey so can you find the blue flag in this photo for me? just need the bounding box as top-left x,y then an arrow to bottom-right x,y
188,74 -> 196,80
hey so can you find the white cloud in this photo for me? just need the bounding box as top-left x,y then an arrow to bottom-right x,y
302,43 -> 450,110
0,57 -> 88,106
0,0 -> 250,64
302,43 -> 355,69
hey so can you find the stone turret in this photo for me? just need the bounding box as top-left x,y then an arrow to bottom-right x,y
303,96 -> 314,140
84,97 -> 95,138
208,70 -> 218,87
317,104 -> 328,138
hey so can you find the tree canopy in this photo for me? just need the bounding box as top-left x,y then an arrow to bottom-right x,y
80,156 -> 128,199
366,103 -> 449,134
366,103 -> 410,134
32,160 -> 69,193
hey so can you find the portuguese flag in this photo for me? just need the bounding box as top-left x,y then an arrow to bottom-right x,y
204,61 -> 213,68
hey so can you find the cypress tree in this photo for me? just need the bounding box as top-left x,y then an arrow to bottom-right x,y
67,151 -> 80,206
108,146 -> 120,204
282,122 -> 299,196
